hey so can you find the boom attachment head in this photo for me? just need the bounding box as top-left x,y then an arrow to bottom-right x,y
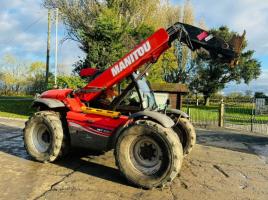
167,22 -> 245,66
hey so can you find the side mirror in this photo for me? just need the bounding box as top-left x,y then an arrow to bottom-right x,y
164,99 -> 170,114
166,99 -> 170,107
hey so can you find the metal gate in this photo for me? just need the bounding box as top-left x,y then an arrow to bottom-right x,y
182,98 -> 219,128
182,97 -> 268,134
224,98 -> 268,134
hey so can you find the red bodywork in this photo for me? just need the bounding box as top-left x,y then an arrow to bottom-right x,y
41,89 -> 73,101
67,111 -> 129,137
38,21 -> 242,145
76,28 -> 170,102
79,68 -> 99,77
40,28 -> 171,138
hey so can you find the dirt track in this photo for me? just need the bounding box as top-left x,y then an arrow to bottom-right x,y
0,118 -> 268,200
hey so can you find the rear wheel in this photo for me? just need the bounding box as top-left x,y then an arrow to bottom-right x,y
172,117 -> 196,156
115,120 -> 183,189
23,111 -> 69,162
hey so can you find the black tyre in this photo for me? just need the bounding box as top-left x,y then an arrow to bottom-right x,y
172,118 -> 196,156
115,120 -> 183,189
23,111 -> 69,162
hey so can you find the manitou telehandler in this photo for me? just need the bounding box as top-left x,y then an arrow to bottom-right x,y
24,22 -> 244,188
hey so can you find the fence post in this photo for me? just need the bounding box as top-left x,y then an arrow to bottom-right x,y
187,107 -> 191,117
186,97 -> 189,115
251,98 -> 255,132
219,99 -> 224,127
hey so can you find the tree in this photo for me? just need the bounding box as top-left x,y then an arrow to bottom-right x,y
0,54 -> 55,95
44,0 -> 158,74
0,54 -> 27,95
44,0 -> 193,81
0,72 -> 16,95
254,92 -> 267,98
160,0 -> 197,84
26,61 -> 48,94
57,75 -> 86,89
180,0 -> 195,70
189,26 -> 261,105
227,92 -> 244,99
146,2 -> 181,83
245,90 -> 253,98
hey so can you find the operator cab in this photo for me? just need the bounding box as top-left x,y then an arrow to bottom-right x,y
110,73 -> 158,114
88,72 -> 158,115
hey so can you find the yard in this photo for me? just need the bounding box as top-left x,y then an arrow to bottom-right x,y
0,118 -> 268,200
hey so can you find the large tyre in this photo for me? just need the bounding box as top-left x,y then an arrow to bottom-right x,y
23,111 -> 69,162
172,118 -> 196,157
115,120 -> 183,189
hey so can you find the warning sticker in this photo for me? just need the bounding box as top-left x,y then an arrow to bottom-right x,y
197,31 -> 208,41
205,34 -> 214,42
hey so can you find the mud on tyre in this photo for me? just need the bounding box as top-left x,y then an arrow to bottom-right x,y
23,111 -> 69,162
167,112 -> 196,157
172,117 -> 196,156
115,120 -> 183,189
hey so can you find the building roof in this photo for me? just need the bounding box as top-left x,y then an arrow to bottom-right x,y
151,83 -> 189,94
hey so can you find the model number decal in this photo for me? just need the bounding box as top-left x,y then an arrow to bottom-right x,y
93,127 -> 112,134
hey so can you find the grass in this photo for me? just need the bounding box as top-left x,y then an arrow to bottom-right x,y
183,104 -> 268,125
0,99 -> 34,119
182,105 -> 219,122
0,96 -> 32,100
0,96 -> 268,125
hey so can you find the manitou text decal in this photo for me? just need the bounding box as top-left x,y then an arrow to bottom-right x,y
111,41 -> 151,77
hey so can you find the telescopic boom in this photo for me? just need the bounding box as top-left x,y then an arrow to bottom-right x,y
76,22 -> 244,102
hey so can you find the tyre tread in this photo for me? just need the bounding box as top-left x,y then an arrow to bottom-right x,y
115,120 -> 183,189
23,111 -> 70,162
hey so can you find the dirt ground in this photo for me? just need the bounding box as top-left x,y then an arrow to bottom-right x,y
0,118 -> 268,200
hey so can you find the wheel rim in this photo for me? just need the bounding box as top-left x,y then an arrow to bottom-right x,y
131,136 -> 163,175
32,124 -> 51,153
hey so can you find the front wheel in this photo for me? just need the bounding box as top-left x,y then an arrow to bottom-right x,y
23,111 -> 69,162
115,120 -> 183,189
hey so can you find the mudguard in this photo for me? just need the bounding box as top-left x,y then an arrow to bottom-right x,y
32,98 -> 65,108
108,111 -> 174,150
130,110 -> 174,128
166,108 -> 189,119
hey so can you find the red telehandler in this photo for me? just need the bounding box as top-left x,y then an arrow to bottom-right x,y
24,22 -> 244,188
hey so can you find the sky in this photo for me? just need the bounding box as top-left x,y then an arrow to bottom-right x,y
0,0 -> 267,94
0,0 -> 83,74
172,0 -> 268,95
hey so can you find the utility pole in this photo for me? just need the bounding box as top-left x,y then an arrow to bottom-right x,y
54,8 -> 59,87
45,9 -> 51,89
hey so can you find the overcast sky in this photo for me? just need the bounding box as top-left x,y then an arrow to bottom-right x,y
0,0 -> 267,94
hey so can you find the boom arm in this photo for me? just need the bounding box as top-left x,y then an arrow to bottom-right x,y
167,22 -> 245,64
76,22 -> 244,102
